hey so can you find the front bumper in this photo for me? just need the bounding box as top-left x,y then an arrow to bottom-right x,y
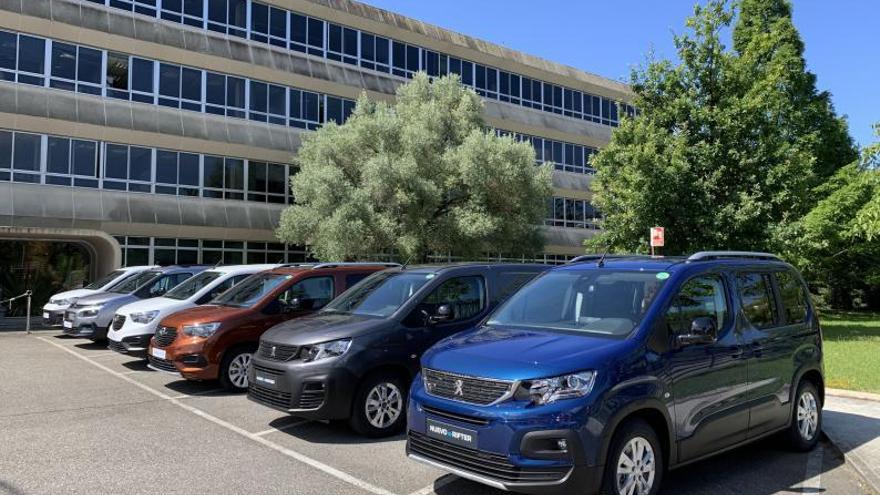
62,309 -> 111,339
42,307 -> 66,327
406,386 -> 603,495
246,357 -> 357,420
107,333 -> 153,357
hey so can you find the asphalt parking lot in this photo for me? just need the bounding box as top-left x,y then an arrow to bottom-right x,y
0,330 -> 873,495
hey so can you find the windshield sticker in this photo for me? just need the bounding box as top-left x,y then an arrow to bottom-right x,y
425,274 -> 435,279
656,272 -> 670,280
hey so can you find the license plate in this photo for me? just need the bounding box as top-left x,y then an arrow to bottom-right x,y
43,312 -> 49,319
255,373 -> 277,387
151,347 -> 166,359
62,320 -> 72,329
426,418 -> 478,449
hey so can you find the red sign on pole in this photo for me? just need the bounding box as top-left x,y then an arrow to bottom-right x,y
650,227 -> 665,247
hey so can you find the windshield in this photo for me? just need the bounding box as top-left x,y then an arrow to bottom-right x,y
109,271 -> 161,294
212,273 -> 291,308
323,271 -> 433,317
85,270 -> 126,290
487,270 -> 668,337
165,271 -> 223,300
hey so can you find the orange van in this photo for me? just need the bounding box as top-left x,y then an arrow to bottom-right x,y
147,263 -> 394,391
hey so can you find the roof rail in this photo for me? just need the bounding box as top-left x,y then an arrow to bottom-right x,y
687,251 -> 782,262
568,254 -> 654,264
310,262 -> 401,270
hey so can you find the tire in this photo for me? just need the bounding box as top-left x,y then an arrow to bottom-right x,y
600,419 -> 664,495
218,346 -> 255,392
349,372 -> 407,438
786,380 -> 822,451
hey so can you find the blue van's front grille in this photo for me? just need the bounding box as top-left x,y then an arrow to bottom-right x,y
408,431 -> 570,483
423,369 -> 513,405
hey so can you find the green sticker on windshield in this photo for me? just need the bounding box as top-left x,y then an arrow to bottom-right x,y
425,273 -> 435,279
656,272 -> 670,280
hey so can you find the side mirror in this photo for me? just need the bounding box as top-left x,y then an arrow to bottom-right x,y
429,304 -> 453,324
677,316 -> 717,346
151,287 -> 167,297
283,297 -> 302,313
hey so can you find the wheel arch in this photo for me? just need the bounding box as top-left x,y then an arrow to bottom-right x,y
598,400 -> 676,469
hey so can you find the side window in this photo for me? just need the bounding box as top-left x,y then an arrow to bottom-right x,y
345,273 -> 370,288
666,276 -> 728,335
416,276 -> 486,322
147,273 -> 190,296
495,271 -> 540,304
736,273 -> 778,329
776,271 -> 809,325
279,276 -> 334,310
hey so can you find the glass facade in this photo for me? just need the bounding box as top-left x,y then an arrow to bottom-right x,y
115,236 -> 314,266
546,197 -> 603,230
0,129 -> 295,204
82,0 -> 634,127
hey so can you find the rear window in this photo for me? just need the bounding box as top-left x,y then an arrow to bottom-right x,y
736,273 -> 778,329
85,270 -> 127,290
776,271 -> 809,324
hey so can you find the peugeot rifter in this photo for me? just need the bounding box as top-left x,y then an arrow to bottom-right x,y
249,263 -> 549,437
407,252 -> 823,495
42,266 -> 155,326
107,264 -> 279,357
147,263 -> 396,391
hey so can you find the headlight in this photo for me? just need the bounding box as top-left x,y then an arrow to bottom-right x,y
130,310 -> 160,324
300,339 -> 352,363
182,322 -> 221,338
523,371 -> 596,405
79,306 -> 103,317
50,298 -> 69,306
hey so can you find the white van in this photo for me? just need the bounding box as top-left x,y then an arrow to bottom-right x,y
42,266 -> 156,327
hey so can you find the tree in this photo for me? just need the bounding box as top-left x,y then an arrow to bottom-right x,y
587,0 -> 856,254
790,124 -> 880,308
276,73 -> 553,262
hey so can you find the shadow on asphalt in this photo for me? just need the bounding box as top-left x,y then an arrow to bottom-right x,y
73,341 -> 108,351
163,378 -> 237,397
824,408 -> 880,453
271,416 -> 406,445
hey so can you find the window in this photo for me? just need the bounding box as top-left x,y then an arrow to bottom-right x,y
159,63 -> 202,111
360,32 -> 389,72
776,271 -> 809,324
203,156 -> 244,200
205,72 -> 245,118
246,241 -> 287,263
155,150 -> 199,196
495,271 -> 540,304
325,96 -> 354,125
104,144 -> 152,192
290,13 -> 324,56
116,236 -> 150,266
202,240 -> 244,264
161,0 -> 204,27
327,23 -> 358,65
416,276 -> 486,322
248,81 -> 287,124
108,0 -> 157,16
666,276 -> 728,335
49,42 -> 102,95
0,31 -> 46,86
207,0 -> 247,38
251,2 -> 288,48
281,276 -> 335,310
288,89 -> 322,130
392,41 -> 419,78
11,132 -> 41,183
736,273 -> 778,329
546,197 -> 601,229
345,273 -> 370,288
154,238 -> 199,265
46,137 -> 99,187
247,161 -> 287,203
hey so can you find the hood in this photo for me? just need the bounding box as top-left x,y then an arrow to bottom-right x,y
73,292 -> 131,307
261,312 -> 389,346
158,304 -> 250,327
116,297 -> 186,316
421,326 -> 633,381
49,288 -> 98,302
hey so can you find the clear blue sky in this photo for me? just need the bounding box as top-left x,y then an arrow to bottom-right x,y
363,0 -> 877,147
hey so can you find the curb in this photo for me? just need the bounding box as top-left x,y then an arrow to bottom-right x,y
827,388 -> 880,403
823,426 -> 880,495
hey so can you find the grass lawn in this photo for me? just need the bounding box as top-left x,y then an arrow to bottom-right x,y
821,311 -> 880,393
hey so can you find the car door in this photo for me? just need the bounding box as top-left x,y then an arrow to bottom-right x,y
665,272 -> 750,462
741,270 -> 803,437
404,274 -> 489,358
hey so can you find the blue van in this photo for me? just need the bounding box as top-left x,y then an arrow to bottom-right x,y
406,252 -> 823,495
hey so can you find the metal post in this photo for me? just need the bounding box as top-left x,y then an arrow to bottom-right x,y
25,290 -> 32,335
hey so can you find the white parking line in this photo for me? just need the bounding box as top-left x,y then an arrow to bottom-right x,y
407,474 -> 458,495
253,419 -> 311,437
37,336 -> 397,495
795,442 -> 824,492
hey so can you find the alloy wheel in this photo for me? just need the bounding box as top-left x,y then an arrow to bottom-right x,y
616,436 -> 656,495
797,390 -> 819,441
228,352 -> 252,389
365,382 -> 402,429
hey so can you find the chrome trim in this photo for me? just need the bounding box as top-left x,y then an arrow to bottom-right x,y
407,453 -> 574,490
422,368 -> 518,406
146,364 -> 180,376
687,251 -> 781,262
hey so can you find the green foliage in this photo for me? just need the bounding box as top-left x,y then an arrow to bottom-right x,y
587,0 -> 856,255
789,127 -> 880,308
276,73 -> 553,262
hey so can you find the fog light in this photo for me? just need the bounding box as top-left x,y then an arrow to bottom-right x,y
556,439 -> 568,452
181,354 -> 206,366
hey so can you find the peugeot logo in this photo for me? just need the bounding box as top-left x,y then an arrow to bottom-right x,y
270,346 -> 277,358
453,379 -> 464,397
158,327 -> 167,336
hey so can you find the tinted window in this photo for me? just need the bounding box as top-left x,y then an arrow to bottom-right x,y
488,270 -> 667,337
736,273 -> 778,329
324,271 -> 432,318
345,273 -> 369,288
84,270 -> 126,290
279,276 -> 334,310
495,271 -> 541,304
165,271 -> 223,300
110,270 -> 161,294
776,271 -> 809,324
141,272 -> 192,298
416,276 -> 486,322
666,276 -> 728,335
213,273 -> 290,307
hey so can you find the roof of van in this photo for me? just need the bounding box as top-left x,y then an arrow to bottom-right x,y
392,263 -> 552,274
559,253 -> 791,273
204,264 -> 281,274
